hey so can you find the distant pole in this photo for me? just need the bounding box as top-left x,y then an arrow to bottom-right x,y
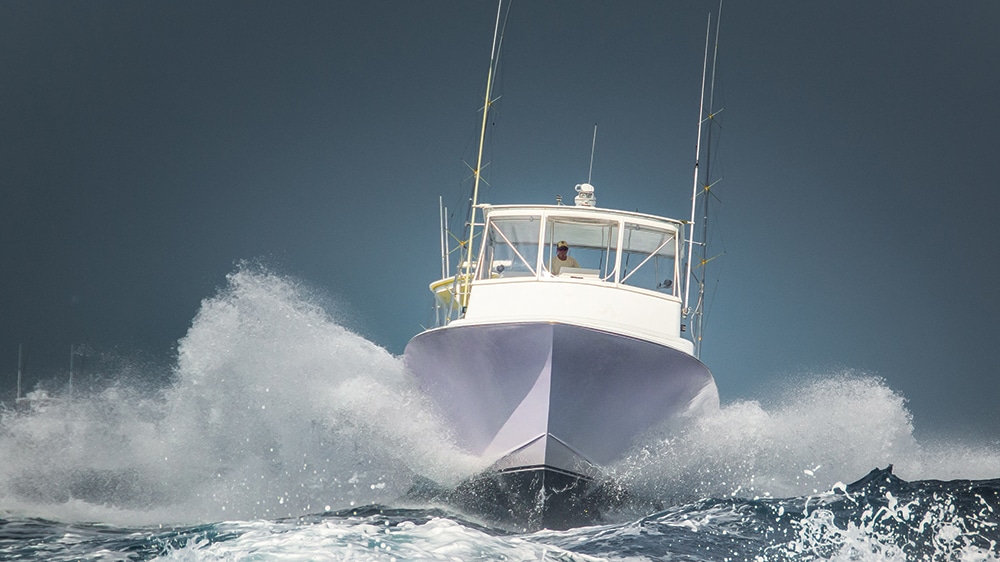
444,205 -> 450,276
16,343 -> 23,400
68,344 -> 74,396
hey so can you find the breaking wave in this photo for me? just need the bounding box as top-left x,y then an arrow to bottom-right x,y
1,267 -> 997,536
0,267 -> 483,526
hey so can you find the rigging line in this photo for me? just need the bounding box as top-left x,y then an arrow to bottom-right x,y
701,7 -> 722,214
708,0 -> 723,123
701,0 -> 723,210
695,1 -> 725,356
703,3 -> 724,191
496,0 -> 513,68
701,270 -> 725,350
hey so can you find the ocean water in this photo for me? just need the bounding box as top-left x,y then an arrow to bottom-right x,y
2,268 -> 998,561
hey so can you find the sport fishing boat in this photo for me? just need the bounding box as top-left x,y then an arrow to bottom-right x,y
403,3 -> 722,530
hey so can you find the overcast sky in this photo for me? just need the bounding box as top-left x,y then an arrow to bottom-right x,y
2,1 -> 998,441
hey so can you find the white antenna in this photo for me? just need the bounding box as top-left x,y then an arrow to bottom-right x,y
444,206 -> 450,275
587,122 -> 598,184
439,196 -> 448,279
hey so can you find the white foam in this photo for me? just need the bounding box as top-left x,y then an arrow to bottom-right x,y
612,372 -> 1000,502
764,482 -> 1000,562
152,516 -> 606,562
0,267 -> 484,526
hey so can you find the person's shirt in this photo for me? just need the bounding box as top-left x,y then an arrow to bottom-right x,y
551,255 -> 580,275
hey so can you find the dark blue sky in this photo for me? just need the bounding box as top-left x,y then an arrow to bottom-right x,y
2,1 -> 998,440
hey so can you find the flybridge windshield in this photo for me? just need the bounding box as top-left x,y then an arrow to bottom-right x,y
478,209 -> 680,296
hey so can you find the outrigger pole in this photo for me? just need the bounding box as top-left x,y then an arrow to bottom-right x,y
461,0 -> 505,304
684,14 -> 712,322
685,3 -> 725,359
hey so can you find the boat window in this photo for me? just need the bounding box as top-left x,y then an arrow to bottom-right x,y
480,216 -> 541,279
620,222 -> 678,295
543,217 -> 619,280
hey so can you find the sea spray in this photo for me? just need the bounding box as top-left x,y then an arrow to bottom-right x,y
159,267 -> 484,519
0,267 -> 483,525
2,266 -> 998,557
754,468 -> 1000,561
611,372 -> 999,506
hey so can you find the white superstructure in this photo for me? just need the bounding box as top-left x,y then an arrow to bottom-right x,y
437,200 -> 691,354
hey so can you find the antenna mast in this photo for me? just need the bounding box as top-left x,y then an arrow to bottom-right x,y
439,196 -> 448,279
587,123 -> 598,183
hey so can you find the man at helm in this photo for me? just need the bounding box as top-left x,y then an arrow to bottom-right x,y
550,241 -> 580,275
